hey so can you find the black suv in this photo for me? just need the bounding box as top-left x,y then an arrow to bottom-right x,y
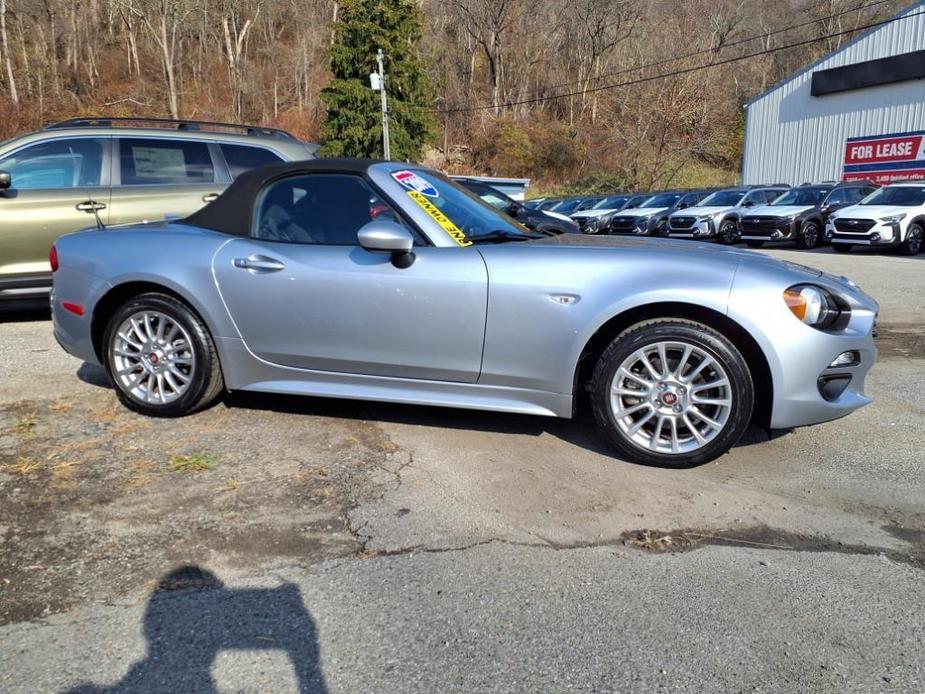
455,178 -> 579,235
739,181 -> 879,249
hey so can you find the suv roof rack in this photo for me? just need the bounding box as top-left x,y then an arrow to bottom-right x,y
44,117 -> 297,140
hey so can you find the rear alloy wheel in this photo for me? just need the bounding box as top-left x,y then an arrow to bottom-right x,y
591,320 -> 754,468
745,240 -> 764,249
104,293 -> 224,417
718,219 -> 740,245
899,223 -> 923,256
797,220 -> 822,249
832,243 -> 853,254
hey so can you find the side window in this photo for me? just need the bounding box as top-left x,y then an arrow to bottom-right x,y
826,189 -> 848,205
220,144 -> 284,179
764,190 -> 781,203
254,174 -> 409,246
743,191 -> 762,206
119,138 -> 214,185
857,187 -> 876,201
0,138 -> 105,190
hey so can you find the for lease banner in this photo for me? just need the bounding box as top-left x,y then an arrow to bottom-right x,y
843,130 -> 925,184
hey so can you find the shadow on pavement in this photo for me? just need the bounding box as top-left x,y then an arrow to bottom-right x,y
64,565 -> 328,694
223,389 -> 775,461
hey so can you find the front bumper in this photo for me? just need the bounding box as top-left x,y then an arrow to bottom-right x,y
826,219 -> 901,246
669,218 -> 715,239
728,267 -> 878,430
740,217 -> 797,242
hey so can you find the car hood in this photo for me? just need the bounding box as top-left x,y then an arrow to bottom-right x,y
614,206 -> 670,218
831,205 -> 911,219
530,232 -> 818,272
671,205 -> 731,217
743,204 -> 814,218
541,209 -> 575,222
571,208 -> 618,219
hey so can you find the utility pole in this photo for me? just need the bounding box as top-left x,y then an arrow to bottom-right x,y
376,48 -> 391,160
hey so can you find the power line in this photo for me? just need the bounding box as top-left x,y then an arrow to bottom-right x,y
398,5 -> 921,115
523,0 -> 897,98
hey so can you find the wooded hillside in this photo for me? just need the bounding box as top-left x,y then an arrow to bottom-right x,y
0,0 -> 907,190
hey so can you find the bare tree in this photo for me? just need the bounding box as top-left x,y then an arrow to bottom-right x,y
0,0 -> 18,104
124,0 -> 199,118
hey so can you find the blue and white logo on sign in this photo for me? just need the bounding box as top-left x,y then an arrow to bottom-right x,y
392,170 -> 439,197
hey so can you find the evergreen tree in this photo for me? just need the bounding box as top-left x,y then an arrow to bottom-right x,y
321,0 -> 437,160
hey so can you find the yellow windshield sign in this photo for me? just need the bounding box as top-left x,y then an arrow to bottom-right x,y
407,190 -> 473,247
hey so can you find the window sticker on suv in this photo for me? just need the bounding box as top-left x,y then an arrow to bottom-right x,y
392,170 -> 439,197
132,146 -> 186,179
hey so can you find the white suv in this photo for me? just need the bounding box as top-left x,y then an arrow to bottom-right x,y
826,183 -> 925,255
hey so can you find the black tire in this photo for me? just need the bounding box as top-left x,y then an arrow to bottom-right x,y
796,220 -> 822,249
655,219 -> 669,237
899,223 -> 923,256
745,240 -> 764,249
590,319 -> 754,468
718,218 -> 740,245
832,243 -> 853,254
103,292 -> 224,417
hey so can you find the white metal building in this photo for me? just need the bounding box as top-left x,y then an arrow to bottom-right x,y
742,1 -> 925,185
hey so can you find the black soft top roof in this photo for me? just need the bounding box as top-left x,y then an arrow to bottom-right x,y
184,158 -> 381,237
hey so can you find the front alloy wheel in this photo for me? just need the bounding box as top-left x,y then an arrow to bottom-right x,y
797,220 -> 821,249
591,320 -> 754,467
899,223 -> 923,256
104,293 -> 224,417
718,219 -> 740,245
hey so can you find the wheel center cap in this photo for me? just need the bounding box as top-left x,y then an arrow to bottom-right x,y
662,392 -> 678,406
147,352 -> 159,364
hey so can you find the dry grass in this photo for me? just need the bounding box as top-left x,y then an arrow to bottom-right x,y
625,530 -> 676,551
168,453 -> 218,474
3,457 -> 42,476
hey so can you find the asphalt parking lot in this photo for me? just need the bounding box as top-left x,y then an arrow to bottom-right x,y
1,246 -> 923,693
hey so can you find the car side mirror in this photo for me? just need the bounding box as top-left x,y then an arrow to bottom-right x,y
742,200 -> 754,208
0,171 -> 10,190
505,202 -> 520,217
357,220 -> 415,268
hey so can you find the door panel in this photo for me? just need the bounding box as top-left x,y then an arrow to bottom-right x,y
106,184 -> 226,225
0,188 -> 112,279
213,240 -> 488,383
0,136 -> 111,281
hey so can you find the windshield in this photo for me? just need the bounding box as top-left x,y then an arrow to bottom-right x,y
641,193 -> 682,208
593,195 -> 629,209
393,169 -> 531,243
699,190 -> 746,207
551,199 -> 583,213
461,181 -> 512,210
859,186 -> 925,207
770,187 -> 830,206
625,195 -> 649,208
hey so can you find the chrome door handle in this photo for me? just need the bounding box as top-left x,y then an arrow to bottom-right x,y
233,255 -> 285,273
202,193 -> 220,203
76,201 -> 107,212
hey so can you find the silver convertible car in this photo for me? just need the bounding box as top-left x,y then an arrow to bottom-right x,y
51,160 -> 878,467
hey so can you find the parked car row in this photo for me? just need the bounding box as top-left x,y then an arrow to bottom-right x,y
532,180 -> 925,256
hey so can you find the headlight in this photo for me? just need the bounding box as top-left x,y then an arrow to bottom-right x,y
696,215 -> 713,222
879,213 -> 906,224
783,285 -> 845,330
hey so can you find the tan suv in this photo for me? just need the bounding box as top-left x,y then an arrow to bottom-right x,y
0,117 -> 317,300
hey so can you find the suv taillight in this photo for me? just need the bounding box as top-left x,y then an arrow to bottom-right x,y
49,245 -> 59,272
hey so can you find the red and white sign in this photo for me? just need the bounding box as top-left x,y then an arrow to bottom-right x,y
843,131 -> 925,185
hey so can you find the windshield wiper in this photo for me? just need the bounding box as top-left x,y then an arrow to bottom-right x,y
466,230 -> 541,244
